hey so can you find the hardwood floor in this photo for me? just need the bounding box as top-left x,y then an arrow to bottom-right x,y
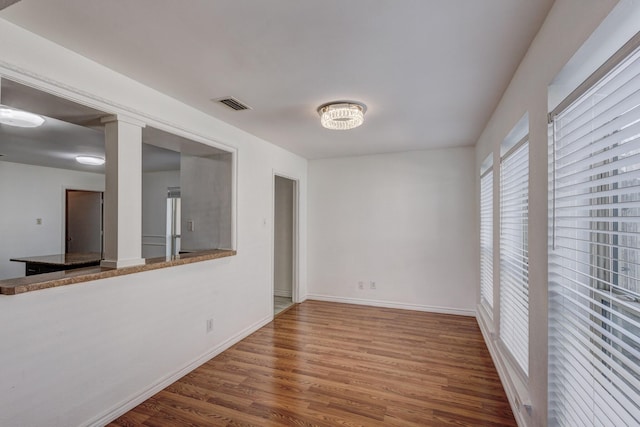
110,301 -> 516,426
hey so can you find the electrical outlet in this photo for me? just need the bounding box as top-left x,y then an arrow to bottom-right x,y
358,281 -> 364,290
206,318 -> 214,333
370,281 -> 376,290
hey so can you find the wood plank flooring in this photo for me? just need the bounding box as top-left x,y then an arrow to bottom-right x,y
109,300 -> 516,426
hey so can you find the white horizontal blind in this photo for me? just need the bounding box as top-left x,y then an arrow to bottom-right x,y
549,44 -> 640,426
500,141 -> 529,375
480,170 -> 494,312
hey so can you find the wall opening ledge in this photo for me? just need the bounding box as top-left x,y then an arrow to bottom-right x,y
0,249 -> 236,295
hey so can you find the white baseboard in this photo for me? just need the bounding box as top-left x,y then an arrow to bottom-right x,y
274,288 -> 292,298
85,315 -> 273,427
307,294 -> 476,317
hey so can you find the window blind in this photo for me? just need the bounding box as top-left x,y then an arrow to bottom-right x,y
481,169 -> 494,311
500,140 -> 529,375
549,43 -> 640,426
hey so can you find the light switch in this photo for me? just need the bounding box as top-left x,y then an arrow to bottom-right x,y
36,218 -> 42,225
187,220 -> 195,232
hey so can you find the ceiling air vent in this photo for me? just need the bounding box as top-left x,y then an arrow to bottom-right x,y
0,1 -> 22,12
215,97 -> 251,111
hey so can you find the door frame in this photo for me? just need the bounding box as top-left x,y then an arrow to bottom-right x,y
271,171 -> 300,310
61,184 -> 105,254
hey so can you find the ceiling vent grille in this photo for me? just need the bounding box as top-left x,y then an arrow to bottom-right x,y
215,97 -> 251,111
0,1 -> 22,12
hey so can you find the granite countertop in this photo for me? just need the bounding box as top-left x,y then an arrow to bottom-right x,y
10,252 -> 102,267
0,249 -> 236,295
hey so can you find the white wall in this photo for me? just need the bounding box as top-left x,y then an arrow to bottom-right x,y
308,147 -> 477,315
0,161 -> 105,280
472,0 -> 630,426
274,176 -> 294,298
0,19 -> 307,427
180,153 -> 233,251
141,169 -> 180,258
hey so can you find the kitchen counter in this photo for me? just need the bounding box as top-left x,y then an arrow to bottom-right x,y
1,249 -> 236,295
10,252 -> 102,276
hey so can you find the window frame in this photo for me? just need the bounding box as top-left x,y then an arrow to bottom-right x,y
499,136 -> 530,377
548,34 -> 640,426
480,160 -> 494,314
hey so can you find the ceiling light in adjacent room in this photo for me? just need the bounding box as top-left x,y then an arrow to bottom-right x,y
75,155 -> 105,166
317,101 -> 367,130
0,107 -> 45,128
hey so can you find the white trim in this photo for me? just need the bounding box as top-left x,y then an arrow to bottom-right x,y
476,303 -> 494,333
101,113 -> 147,128
274,288 -> 292,298
292,179 -> 299,303
271,171 -> 301,312
231,148 -> 238,252
477,306 -> 530,427
84,314 -> 273,427
499,113 -> 529,158
548,0 -> 640,113
100,258 -> 145,269
307,294 -> 476,317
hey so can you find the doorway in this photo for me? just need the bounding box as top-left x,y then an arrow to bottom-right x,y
273,175 -> 297,316
65,190 -> 103,254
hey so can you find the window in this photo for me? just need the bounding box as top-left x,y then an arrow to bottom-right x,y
500,139 -> 529,375
548,38 -> 640,426
480,164 -> 494,312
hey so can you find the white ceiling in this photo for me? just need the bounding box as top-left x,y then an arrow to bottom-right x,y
0,0 -> 554,159
0,109 -> 183,174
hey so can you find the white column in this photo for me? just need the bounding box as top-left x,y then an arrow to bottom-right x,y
100,114 -> 145,268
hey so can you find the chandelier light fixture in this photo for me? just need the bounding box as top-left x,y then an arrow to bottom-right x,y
0,107 -> 45,128
317,101 -> 367,130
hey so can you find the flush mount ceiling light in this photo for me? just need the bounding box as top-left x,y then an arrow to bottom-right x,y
0,107 -> 45,128
317,101 -> 367,130
75,155 -> 105,166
